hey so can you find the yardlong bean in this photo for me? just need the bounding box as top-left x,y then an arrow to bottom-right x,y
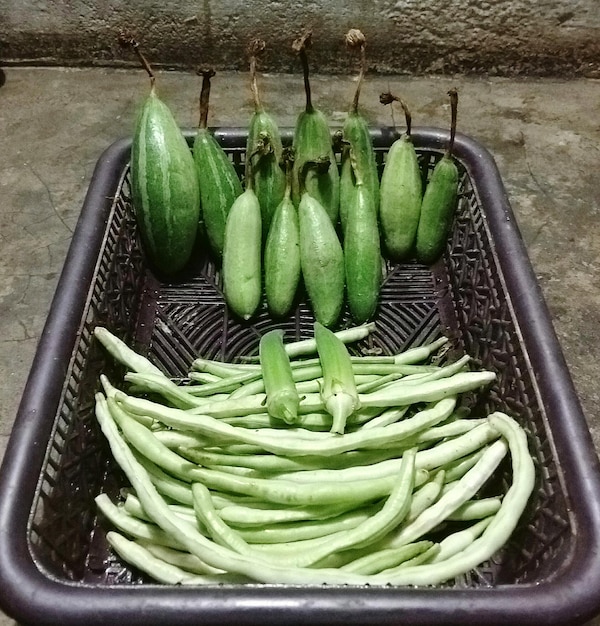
92,325 -> 534,587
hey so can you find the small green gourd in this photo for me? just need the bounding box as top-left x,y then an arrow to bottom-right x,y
339,29 -> 379,234
222,163 -> 262,321
245,39 -> 286,235
344,147 -> 382,324
193,69 -> 243,259
379,93 -> 423,261
298,162 -> 345,328
415,88 -> 460,264
264,148 -> 301,318
291,31 -> 340,223
122,34 -> 200,276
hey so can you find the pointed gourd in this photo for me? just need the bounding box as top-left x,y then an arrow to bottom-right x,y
222,188 -> 262,320
193,70 -> 243,259
291,31 -> 339,223
343,147 -> 382,324
379,93 -> 423,261
298,186 -> 344,329
415,88 -> 460,264
246,40 -> 286,233
340,29 -> 379,234
264,149 -> 301,318
130,87 -> 200,276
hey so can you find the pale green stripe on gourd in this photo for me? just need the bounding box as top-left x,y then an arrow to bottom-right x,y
246,41 -> 286,232
291,31 -> 339,223
193,70 -> 243,259
130,86 -> 200,275
340,29 -> 379,233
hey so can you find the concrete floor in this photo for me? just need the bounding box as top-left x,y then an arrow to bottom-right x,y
0,67 -> 599,625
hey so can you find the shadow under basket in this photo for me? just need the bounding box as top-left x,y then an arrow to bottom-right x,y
1,127 -> 600,626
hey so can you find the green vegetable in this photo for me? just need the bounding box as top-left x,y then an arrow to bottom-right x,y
339,29 -> 379,234
415,88 -> 460,264
259,329 -> 300,424
298,165 -> 345,328
193,69 -> 243,259
222,183 -> 262,320
123,35 -> 200,275
382,413 -> 534,585
291,31 -> 339,222
315,322 -> 360,434
246,39 -> 286,233
343,146 -> 382,323
379,92 -> 423,261
93,325 -> 534,586
264,148 -> 301,318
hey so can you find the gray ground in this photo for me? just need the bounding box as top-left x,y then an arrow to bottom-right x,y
0,66 -> 599,625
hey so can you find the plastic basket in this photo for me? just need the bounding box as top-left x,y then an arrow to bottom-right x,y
1,128 -> 600,626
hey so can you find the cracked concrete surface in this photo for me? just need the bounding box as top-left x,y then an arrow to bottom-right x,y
0,67 -> 599,625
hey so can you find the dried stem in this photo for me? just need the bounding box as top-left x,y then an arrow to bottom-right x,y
447,88 -> 458,157
281,147 -> 295,199
380,91 -> 412,136
197,68 -> 216,130
118,30 -> 155,87
345,29 -> 367,114
292,30 -> 314,113
248,38 -> 266,113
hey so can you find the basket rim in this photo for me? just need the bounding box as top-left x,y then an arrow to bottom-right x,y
1,128 -> 600,626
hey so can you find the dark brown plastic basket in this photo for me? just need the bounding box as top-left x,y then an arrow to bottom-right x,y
1,127 -> 600,626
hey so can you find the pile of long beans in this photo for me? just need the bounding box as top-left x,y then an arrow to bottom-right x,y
93,323 -> 535,586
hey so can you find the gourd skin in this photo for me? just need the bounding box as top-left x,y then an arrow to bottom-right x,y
130,88 -> 200,275
193,129 -> 243,260
264,192 -> 301,319
222,189 -> 262,321
246,110 -> 286,233
298,193 -> 344,328
292,110 -> 340,223
344,181 -> 381,324
379,135 -> 423,261
340,111 -> 379,233
415,155 -> 459,264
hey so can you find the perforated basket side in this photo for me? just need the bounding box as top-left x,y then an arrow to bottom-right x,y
25,131 -> 573,593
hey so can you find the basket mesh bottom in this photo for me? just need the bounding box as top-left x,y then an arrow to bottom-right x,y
28,143 -> 572,588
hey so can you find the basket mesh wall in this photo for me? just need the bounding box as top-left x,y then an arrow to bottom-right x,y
27,139 -> 572,588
